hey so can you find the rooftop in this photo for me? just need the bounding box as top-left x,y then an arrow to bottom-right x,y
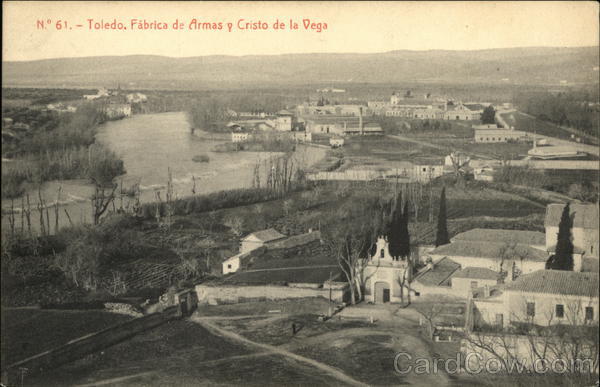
451,228 -> 546,246
268,231 -> 321,250
545,203 -> 599,229
413,257 -> 461,287
242,228 -> 286,243
430,240 -> 548,262
504,270 -> 599,298
452,267 -> 500,281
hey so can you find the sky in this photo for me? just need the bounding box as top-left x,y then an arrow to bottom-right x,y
3,1 -> 599,61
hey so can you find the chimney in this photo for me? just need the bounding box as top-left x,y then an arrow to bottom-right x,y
483,285 -> 490,298
359,107 -> 363,135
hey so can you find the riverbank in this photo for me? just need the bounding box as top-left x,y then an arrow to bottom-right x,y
1,112 -> 327,234
1,104 -> 125,200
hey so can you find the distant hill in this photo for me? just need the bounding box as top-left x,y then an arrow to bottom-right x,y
3,47 -> 599,89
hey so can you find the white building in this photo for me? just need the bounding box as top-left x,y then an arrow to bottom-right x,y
240,228 -> 286,254
363,237 -> 411,304
231,132 -> 250,143
474,129 -> 524,143
470,270 -> 599,328
428,229 -> 549,279
222,230 -> 320,274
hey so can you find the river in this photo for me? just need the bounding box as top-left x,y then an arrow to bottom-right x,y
2,112 -> 326,234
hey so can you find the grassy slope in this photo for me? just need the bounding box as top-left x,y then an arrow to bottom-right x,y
0,309 -> 133,367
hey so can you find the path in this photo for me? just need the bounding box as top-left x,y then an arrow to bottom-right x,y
74,371 -> 157,387
191,316 -> 369,387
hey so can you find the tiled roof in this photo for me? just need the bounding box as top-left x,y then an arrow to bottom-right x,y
545,203 -> 599,229
413,257 -> 461,286
430,240 -> 548,262
504,270 -> 599,298
243,228 -> 286,243
268,231 -> 321,249
452,267 -> 500,280
452,228 -> 546,246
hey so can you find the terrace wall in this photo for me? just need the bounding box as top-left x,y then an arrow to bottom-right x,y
195,283 -> 349,305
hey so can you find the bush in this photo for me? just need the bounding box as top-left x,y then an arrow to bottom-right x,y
192,154 -> 210,163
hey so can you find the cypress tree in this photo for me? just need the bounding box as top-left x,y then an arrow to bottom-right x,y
435,187 -> 450,247
399,200 -> 411,258
547,203 -> 574,271
388,194 -> 403,260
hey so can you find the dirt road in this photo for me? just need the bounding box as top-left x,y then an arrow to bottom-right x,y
192,316 -> 369,387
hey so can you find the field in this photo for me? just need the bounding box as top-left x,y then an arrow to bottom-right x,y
0,309 -> 133,368
501,111 -> 598,145
22,298 -> 459,386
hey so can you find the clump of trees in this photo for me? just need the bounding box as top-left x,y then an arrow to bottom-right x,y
514,90 -> 600,137
480,105 -> 496,125
2,103 -> 124,199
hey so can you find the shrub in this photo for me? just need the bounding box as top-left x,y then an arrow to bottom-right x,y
192,154 -> 210,163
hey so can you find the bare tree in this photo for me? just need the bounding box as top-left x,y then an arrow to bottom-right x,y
396,252 -> 414,306
464,297 -> 599,378
91,180 -> 117,225
414,301 -> 445,340
224,216 -> 244,236
323,202 -> 382,305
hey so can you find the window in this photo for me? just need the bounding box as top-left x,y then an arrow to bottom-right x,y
470,281 -> 478,289
227,264 -> 232,269
526,302 -> 535,317
380,249 -> 385,258
480,137 -> 484,141
585,307 -> 594,321
422,167 -> 427,172
555,304 -> 564,318
486,138 -> 489,141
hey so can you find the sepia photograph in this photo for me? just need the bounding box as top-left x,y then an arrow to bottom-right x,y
1,1 -> 599,386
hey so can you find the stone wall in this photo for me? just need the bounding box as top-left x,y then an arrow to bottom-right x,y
195,282 -> 349,305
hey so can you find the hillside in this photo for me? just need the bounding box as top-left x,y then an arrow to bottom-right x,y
2,47 -> 599,89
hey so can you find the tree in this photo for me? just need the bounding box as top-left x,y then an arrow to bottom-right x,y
387,194 -> 403,260
398,200 -> 411,259
91,181 -> 117,225
324,202 -> 382,305
414,301 -> 445,340
481,105 -> 496,125
435,187 -> 450,247
387,194 -> 411,260
54,239 -> 102,291
546,203 -> 574,271
463,297 -> 599,382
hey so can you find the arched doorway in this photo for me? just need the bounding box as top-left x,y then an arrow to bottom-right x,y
374,281 -> 391,303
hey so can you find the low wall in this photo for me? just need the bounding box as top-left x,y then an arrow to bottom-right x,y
195,283 -> 349,305
2,305 -> 184,385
